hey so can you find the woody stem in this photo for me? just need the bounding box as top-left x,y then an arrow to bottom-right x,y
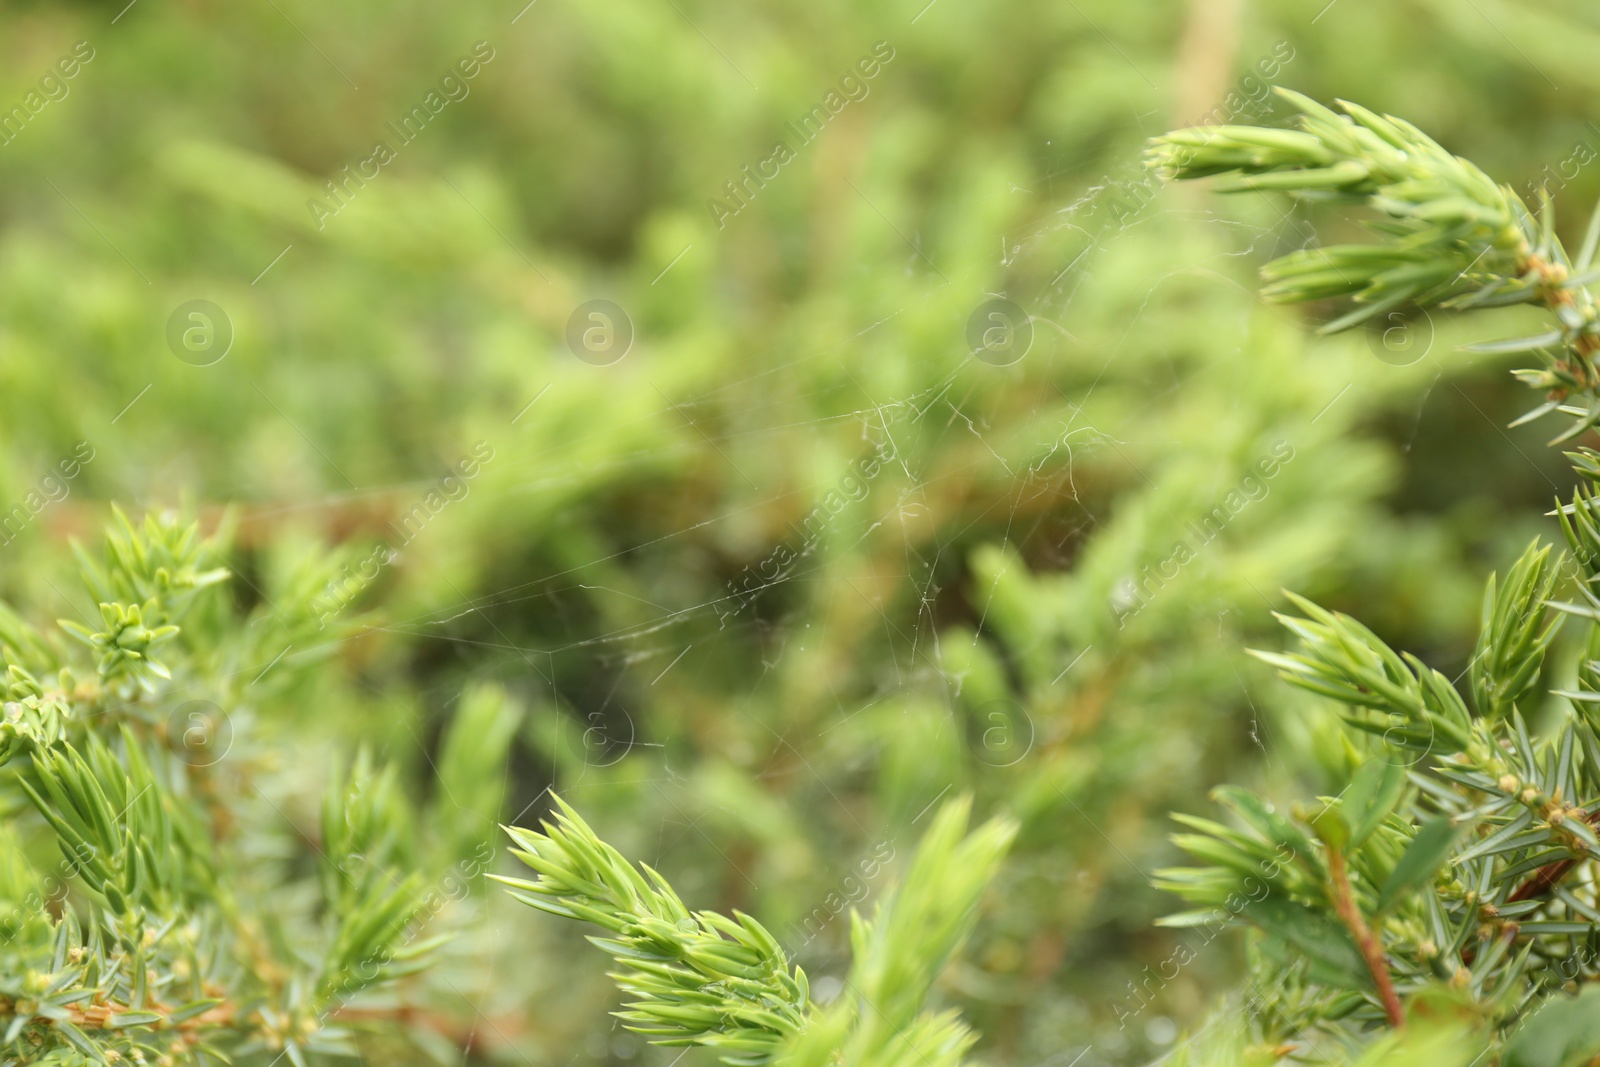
1326,848 -> 1404,1028
1522,249 -> 1600,390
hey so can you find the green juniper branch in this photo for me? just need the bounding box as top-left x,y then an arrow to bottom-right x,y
495,795 -> 1015,1067
1149,88 -> 1600,440
499,793 -> 811,1064
0,510 -> 464,1067
1141,92 -> 1600,1063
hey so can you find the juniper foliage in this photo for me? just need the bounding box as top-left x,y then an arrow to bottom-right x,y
496,796 -> 1015,1067
1143,91 -> 1600,1062
0,510 -> 520,1067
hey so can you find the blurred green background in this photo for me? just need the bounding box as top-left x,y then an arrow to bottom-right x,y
3,0 -> 1600,1063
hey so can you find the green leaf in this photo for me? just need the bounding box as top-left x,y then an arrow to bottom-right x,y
1504,986 -> 1600,1067
1240,896 -> 1371,991
1309,805 -> 1350,851
165,999 -> 224,1025
1376,816 -> 1464,913
53,1020 -> 104,1063
1460,333 -> 1564,355
1343,759 -> 1408,848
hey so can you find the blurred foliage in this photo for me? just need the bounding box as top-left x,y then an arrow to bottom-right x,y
3,0 -> 1600,1064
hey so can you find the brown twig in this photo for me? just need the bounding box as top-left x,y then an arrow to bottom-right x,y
1170,0 -> 1243,128
24,992 -> 238,1035
1509,856 -> 1582,903
1507,808 -> 1600,903
331,1004 -> 526,1055
1523,251 -> 1600,395
1327,848 -> 1405,1028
